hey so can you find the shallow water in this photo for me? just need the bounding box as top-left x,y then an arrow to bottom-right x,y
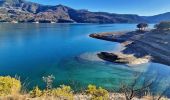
0,23 -> 169,96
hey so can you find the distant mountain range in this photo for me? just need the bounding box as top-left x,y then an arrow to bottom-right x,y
0,0 -> 170,23
143,12 -> 170,23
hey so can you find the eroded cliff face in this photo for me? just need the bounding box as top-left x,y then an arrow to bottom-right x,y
90,30 -> 170,66
123,30 -> 170,65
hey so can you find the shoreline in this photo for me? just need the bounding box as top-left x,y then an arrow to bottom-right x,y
90,30 -> 170,66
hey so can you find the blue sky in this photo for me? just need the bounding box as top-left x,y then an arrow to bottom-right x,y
29,0 -> 170,16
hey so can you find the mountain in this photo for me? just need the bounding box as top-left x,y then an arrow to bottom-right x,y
0,0 -> 170,23
0,0 -> 148,23
67,10 -> 146,23
144,12 -> 170,23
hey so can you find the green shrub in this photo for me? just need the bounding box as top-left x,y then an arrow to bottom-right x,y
0,76 -> 21,96
154,21 -> 170,30
30,86 -> 42,98
51,85 -> 74,100
86,84 -> 109,100
31,85 -> 74,99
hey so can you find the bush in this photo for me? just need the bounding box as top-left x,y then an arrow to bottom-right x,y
0,76 -> 21,96
86,84 -> 109,100
30,86 -> 42,98
154,21 -> 170,30
51,85 -> 74,100
29,85 -> 74,99
137,23 -> 148,31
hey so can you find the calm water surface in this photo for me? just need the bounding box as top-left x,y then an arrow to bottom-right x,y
0,23 -> 169,95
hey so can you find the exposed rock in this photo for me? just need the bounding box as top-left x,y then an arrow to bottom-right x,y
98,52 -> 150,65
97,52 -> 120,63
90,30 -> 170,66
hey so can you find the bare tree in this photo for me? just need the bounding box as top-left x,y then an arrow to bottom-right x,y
119,73 -> 155,100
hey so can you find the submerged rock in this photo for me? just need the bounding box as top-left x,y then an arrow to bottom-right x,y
77,52 -> 104,62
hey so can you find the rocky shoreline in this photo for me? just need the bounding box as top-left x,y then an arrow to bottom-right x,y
90,30 -> 170,66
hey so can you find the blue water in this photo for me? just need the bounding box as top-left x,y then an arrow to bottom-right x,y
0,23 -> 169,96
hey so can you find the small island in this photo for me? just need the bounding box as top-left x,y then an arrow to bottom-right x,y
90,22 -> 170,66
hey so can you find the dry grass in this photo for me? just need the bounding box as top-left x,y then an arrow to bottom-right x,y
0,93 -> 169,100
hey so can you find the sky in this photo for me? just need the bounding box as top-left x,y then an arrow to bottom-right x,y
29,0 -> 170,16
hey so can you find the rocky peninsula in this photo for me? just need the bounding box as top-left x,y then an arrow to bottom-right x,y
90,29 -> 170,66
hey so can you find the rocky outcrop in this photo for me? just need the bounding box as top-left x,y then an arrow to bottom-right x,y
90,30 -> 170,66
97,52 -> 150,65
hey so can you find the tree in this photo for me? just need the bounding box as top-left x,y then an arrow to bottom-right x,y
143,23 -> 148,30
137,23 -> 148,31
154,21 -> 170,30
119,73 -> 154,100
119,72 -> 170,100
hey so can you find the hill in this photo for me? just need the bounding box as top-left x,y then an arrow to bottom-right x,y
0,0 -> 147,23
144,12 -> 170,23
1,0 -> 170,23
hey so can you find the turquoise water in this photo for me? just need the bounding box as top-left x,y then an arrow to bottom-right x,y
0,23 -> 169,95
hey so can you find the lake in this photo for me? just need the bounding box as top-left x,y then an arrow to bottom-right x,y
0,23 -> 169,95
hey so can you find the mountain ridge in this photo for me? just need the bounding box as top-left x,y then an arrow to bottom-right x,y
0,0 -> 170,23
144,12 -> 170,23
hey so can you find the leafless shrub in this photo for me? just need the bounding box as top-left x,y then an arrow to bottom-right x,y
119,72 -> 156,100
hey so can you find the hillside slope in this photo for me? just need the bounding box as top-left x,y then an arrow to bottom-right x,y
144,12 -> 170,23
0,0 -> 147,23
